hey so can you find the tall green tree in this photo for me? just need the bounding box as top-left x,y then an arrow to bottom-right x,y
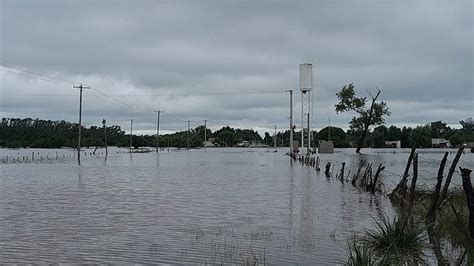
430,121 -> 450,139
409,124 -> 431,148
387,125 -> 403,141
318,126 -> 350,148
460,117 -> 474,143
335,83 -> 391,153
372,125 -> 388,148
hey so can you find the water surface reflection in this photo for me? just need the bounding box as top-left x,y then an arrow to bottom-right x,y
6,148 -> 465,263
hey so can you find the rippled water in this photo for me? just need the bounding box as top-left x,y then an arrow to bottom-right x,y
0,147 -> 472,264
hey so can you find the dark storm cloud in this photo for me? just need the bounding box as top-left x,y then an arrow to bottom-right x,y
1,0 -> 472,134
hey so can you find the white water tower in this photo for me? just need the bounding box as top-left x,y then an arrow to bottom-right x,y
300,63 -> 313,155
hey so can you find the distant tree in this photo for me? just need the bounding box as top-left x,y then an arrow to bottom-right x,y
193,125 -> 212,143
449,131 -> 465,147
263,132 -> 272,146
372,125 -> 388,148
430,121 -> 450,139
460,117 -> 473,132
215,130 -> 237,147
335,83 -> 390,153
318,126 -> 350,148
387,125 -> 403,141
460,117 -> 474,143
409,124 -> 431,148
401,126 -> 412,148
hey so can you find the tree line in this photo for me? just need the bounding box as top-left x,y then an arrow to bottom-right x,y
0,118 -> 262,149
1,117 -> 472,149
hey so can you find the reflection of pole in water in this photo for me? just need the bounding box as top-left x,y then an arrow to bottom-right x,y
288,164 -> 295,229
299,167 -> 314,251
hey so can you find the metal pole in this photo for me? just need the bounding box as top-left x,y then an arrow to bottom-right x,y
130,119 -> 133,153
308,90 -> 312,152
78,86 -> 82,163
287,90 -> 293,155
73,83 -> 89,165
154,110 -> 163,153
187,120 -> 191,149
103,118 -> 108,156
301,92 -> 304,150
274,125 -> 277,148
307,113 -> 310,156
204,120 -> 207,149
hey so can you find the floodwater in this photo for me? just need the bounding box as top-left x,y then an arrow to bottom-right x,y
0,147 -> 472,264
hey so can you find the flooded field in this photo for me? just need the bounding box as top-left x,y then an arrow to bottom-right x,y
0,147 -> 472,264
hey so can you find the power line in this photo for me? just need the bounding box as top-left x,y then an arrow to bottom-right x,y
165,112 -> 186,122
0,64 -> 137,110
78,90 -> 286,96
0,64 -> 286,114
89,88 -> 136,109
0,90 -> 285,97
0,63 -> 79,84
0,67 -> 71,86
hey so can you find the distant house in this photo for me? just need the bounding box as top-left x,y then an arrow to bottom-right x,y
318,140 -> 334,154
349,141 -> 357,148
385,140 -> 401,148
465,142 -> 474,148
204,138 -> 216,147
432,138 -> 451,148
237,140 -> 251,147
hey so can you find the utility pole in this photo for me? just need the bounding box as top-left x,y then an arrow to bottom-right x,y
203,120 -> 208,149
154,110 -> 163,153
328,116 -> 331,141
130,119 -> 133,153
73,83 -> 90,165
187,120 -> 191,150
307,114 -> 310,155
287,90 -> 293,155
274,125 -> 277,148
103,118 -> 108,156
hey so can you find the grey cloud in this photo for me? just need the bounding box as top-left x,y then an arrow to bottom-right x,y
1,0 -> 472,134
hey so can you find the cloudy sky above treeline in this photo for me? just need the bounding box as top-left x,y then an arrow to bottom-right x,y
0,0 -> 472,135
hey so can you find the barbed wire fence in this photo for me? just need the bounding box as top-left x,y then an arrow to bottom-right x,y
294,150 -> 473,194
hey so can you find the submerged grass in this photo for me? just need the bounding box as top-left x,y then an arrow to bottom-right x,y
395,189 -> 474,263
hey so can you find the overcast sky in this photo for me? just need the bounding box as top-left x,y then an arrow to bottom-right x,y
0,0 -> 472,135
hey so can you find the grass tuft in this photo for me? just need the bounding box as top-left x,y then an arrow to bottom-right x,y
346,235 -> 377,266
362,215 -> 426,264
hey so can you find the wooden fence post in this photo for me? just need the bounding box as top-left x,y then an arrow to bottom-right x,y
406,153 -> 418,223
372,164 -> 385,194
426,152 -> 448,224
391,146 -> 416,200
340,162 -> 345,183
325,162 -> 331,177
460,167 -> 473,239
440,147 -> 464,205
